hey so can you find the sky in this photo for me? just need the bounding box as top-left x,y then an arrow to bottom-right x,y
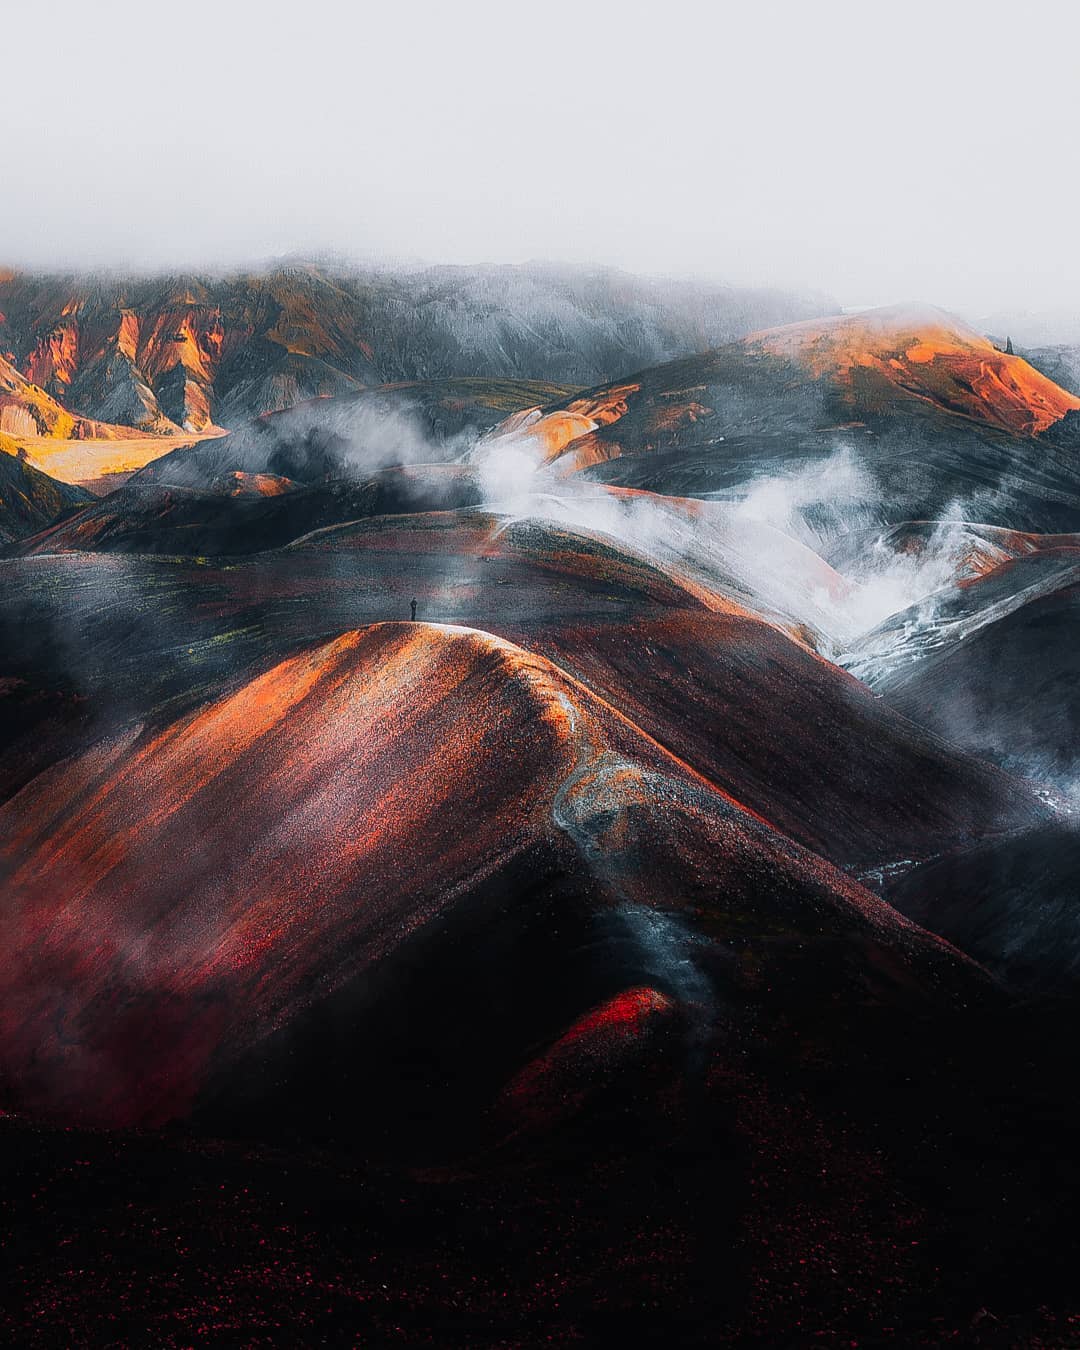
5,0 -> 1079,327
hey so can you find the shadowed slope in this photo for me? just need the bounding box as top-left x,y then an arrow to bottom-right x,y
499,610 -> 1043,871
5,467 -> 483,558
884,824 -> 1080,995
870,558 -> 1080,780
0,439 -> 93,543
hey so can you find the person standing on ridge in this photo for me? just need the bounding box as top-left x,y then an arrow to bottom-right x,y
410,598 -> 417,621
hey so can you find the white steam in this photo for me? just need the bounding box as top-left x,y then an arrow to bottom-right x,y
468,434 -> 976,651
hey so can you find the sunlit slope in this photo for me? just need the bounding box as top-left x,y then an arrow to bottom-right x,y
746,304 -> 1080,436
0,353 -> 155,443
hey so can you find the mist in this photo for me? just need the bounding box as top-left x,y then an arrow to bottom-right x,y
467,424 -> 974,650
4,0 -> 1080,326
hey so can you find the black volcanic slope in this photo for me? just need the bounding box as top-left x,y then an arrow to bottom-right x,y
884,823 -> 1080,995
847,548 -> 1080,779
0,440 -> 92,542
5,468 -> 485,558
478,307 -> 1080,536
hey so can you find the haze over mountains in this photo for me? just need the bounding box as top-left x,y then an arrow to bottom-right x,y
0,261 -> 827,437
3,261 -> 1080,1345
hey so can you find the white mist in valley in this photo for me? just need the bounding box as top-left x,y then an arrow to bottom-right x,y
468,433 -> 974,656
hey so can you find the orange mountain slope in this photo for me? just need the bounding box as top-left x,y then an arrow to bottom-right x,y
0,353 -> 155,442
0,436 -> 93,542
745,304 -> 1080,436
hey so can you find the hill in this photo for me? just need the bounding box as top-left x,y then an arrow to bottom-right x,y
866,553 -> 1080,781
883,824 -> 1080,995
0,622 -> 992,1131
745,304 -> 1080,437
0,509 -> 1045,864
0,352 -> 155,442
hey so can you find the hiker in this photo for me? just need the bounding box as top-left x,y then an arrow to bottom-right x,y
410,598 -> 417,622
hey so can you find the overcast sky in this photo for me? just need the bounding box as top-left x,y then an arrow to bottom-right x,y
5,0 -> 1078,325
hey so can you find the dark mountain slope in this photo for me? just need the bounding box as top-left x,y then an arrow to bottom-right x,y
0,622 -> 992,1132
0,437 -> 93,543
884,823 -> 1080,995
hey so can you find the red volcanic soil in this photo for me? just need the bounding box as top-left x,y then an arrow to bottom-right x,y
480,383 -> 641,468
214,470 -> 298,497
0,622 -> 988,1133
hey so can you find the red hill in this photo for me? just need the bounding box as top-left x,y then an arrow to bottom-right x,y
0,623 -> 990,1132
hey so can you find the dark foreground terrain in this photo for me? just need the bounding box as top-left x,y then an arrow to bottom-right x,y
6,993 -> 1080,1346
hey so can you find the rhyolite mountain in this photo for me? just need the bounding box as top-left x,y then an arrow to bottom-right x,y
0,261 -> 830,433
0,350 -> 155,442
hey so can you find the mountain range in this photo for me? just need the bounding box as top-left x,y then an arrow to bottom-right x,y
0,260 -> 827,437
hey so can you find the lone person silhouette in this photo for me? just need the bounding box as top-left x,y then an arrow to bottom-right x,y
410,597 -> 417,622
